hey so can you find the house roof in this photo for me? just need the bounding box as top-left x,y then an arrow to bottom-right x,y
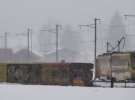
14,48 -> 41,59
0,48 -> 13,57
45,48 -> 79,56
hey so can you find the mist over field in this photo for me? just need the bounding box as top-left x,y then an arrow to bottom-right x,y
0,0 -> 134,63
0,0 -> 135,100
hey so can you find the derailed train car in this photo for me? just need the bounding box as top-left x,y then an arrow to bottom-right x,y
96,52 -> 135,81
0,63 -> 93,86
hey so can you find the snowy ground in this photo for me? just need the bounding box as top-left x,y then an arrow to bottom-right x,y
0,84 -> 135,100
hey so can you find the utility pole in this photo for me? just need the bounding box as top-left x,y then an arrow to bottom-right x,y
31,31 -> 32,52
4,32 -> 9,61
94,18 -> 100,72
79,19 -> 100,67
5,32 -> 8,50
79,18 -> 100,79
27,29 -> 30,62
56,25 -> 62,62
110,53 -> 113,88
56,25 -> 58,62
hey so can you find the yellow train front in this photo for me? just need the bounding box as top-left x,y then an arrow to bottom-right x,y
96,52 -> 135,81
0,63 -> 93,86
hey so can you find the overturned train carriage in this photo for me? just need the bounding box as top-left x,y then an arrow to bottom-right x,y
0,63 -> 93,86
96,52 -> 135,81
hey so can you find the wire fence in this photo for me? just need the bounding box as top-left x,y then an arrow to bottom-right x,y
93,80 -> 135,88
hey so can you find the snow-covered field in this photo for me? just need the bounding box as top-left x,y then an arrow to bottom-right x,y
0,84 -> 135,100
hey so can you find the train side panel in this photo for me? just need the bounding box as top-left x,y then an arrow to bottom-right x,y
41,63 -> 70,85
7,64 -> 41,84
0,64 -> 7,82
70,63 -> 93,86
3,63 -> 94,86
96,54 -> 111,80
111,53 -> 131,80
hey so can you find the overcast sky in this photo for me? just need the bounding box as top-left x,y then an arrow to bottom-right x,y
0,0 -> 134,51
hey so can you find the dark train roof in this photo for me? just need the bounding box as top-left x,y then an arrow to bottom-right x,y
0,62 -> 93,69
98,51 -> 135,57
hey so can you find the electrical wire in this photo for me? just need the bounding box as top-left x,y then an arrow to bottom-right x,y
99,22 -> 135,28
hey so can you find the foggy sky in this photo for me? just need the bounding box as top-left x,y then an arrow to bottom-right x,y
0,0 -> 134,51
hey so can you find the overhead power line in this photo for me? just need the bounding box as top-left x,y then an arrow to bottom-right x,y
99,22 -> 135,28
125,34 -> 135,36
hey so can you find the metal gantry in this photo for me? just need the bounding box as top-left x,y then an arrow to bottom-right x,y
40,25 -> 62,62
79,18 -> 100,75
16,28 -> 32,62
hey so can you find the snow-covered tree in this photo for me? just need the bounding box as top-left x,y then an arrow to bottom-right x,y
107,12 -> 130,51
60,25 -> 81,52
38,19 -> 57,54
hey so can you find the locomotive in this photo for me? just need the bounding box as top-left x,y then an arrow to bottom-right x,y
96,52 -> 135,81
0,62 -> 93,86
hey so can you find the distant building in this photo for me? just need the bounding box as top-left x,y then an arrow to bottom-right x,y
0,48 -> 13,62
44,48 -> 79,62
13,48 -> 42,62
